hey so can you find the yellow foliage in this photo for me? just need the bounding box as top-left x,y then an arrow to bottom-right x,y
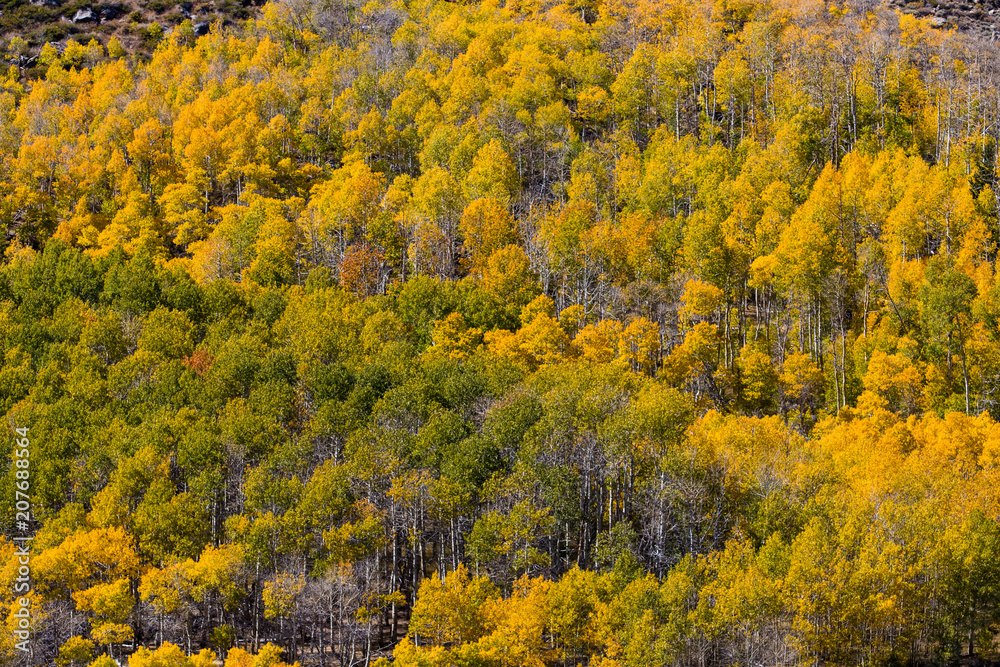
558,304 -> 587,337
459,197 -> 519,273
780,352 -> 821,397
91,622 -> 133,646
618,317 -> 660,373
481,244 -> 540,306
128,643 -> 193,667
33,527 -> 141,594
860,349 -> 923,416
573,320 -> 623,364
520,294 -> 556,325
409,564 -> 497,647
139,561 -> 192,614
680,279 -> 723,321
263,574 -> 306,620
189,649 -> 218,667
465,139 -> 518,202
222,643 -> 298,667
738,344 -> 777,407
56,635 -> 94,667
476,576 -> 551,667
431,312 -> 483,360
72,578 -> 132,623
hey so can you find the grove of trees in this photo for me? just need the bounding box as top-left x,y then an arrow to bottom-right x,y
2,0 -> 1000,663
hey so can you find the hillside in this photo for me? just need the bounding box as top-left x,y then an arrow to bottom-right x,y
889,0 -> 1000,36
1,0 -> 1000,665
0,0 -> 261,62
0,0 -> 998,65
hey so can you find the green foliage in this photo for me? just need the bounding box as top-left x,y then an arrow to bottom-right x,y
3,1 -> 1000,665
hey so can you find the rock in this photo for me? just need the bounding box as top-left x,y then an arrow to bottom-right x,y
193,21 -> 209,35
98,4 -> 123,19
72,7 -> 97,22
930,15 -> 948,23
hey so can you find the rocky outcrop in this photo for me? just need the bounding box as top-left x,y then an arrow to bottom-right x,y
891,0 -> 1000,39
71,7 -> 97,22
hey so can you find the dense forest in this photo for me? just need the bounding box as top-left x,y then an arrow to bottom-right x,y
2,0 -> 1000,663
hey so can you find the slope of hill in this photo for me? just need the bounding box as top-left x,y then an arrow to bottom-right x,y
0,0 -> 262,59
889,0 -> 1000,37
2,0 -> 1000,664
0,0 -> 997,65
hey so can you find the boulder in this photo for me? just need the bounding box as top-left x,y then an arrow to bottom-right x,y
72,7 -> 98,22
99,4 -> 123,19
